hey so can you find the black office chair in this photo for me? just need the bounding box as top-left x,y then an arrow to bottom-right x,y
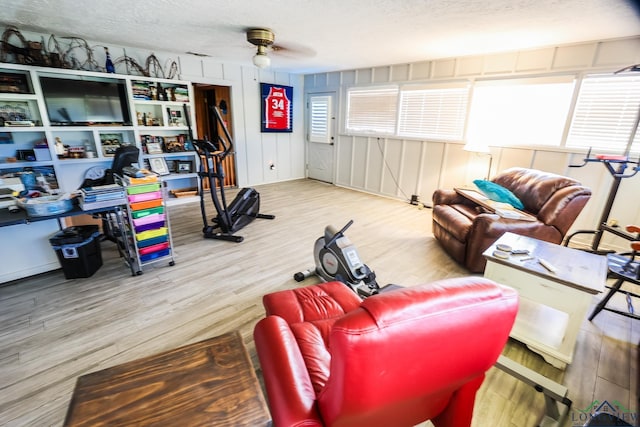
79,145 -> 140,243
105,145 -> 140,184
79,145 -> 140,188
589,225 -> 640,321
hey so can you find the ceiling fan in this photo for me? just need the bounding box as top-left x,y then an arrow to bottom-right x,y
245,27 -> 315,69
246,28 -> 275,68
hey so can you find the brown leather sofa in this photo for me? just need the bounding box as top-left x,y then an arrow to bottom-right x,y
432,167 -> 592,273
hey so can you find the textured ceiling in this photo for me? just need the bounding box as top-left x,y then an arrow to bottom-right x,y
1,0 -> 639,74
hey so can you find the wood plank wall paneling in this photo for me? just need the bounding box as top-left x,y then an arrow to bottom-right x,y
0,179 -> 637,426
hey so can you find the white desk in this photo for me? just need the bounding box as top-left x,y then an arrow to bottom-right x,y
483,232 -> 606,369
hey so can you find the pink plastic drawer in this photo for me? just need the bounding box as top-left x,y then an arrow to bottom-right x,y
132,213 -> 165,227
138,242 -> 170,255
128,191 -> 162,203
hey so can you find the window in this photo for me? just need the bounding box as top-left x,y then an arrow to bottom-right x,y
345,87 -> 398,135
466,76 -> 575,147
566,73 -> 640,154
309,95 -> 332,144
397,84 -> 469,141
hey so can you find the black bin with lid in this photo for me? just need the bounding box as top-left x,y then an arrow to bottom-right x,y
49,225 -> 102,279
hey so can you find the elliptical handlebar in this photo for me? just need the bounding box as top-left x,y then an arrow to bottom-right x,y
192,106 -> 233,160
324,220 -> 354,249
213,106 -> 232,159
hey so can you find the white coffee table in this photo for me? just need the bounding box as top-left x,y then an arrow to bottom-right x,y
483,232 -> 607,369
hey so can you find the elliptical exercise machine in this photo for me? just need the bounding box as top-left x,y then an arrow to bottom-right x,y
192,107 -> 274,242
294,220 -> 381,298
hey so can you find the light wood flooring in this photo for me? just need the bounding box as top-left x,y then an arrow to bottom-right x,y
0,178 -> 637,426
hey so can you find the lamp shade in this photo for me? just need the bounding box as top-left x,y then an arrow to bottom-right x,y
253,52 -> 271,69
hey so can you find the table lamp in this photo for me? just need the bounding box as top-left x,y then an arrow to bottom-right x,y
463,140 -> 493,180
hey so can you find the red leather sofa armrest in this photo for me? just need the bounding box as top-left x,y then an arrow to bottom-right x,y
254,315 -> 324,427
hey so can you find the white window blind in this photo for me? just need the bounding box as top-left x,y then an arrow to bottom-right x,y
566,74 -> 640,154
398,84 -> 469,140
346,87 -> 398,134
309,95 -> 332,144
466,76 -> 575,147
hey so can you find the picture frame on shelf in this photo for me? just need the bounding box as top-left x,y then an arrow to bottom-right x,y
149,157 -> 170,175
164,136 -> 185,153
0,132 -> 14,144
176,160 -> 193,174
100,133 -> 123,157
102,144 -> 121,157
100,133 -> 123,146
0,101 -> 36,125
0,71 -> 31,94
146,142 -> 163,154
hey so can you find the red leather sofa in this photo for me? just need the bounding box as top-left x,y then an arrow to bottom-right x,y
432,167 -> 591,273
254,278 -> 518,427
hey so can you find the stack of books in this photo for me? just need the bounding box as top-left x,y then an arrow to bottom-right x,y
173,86 -> 189,102
121,168 -> 158,185
131,81 -> 151,100
80,184 -> 127,211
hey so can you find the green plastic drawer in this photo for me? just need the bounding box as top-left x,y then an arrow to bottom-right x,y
131,206 -> 164,219
126,183 -> 161,195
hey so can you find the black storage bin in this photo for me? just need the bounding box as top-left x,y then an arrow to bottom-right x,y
49,225 -> 102,279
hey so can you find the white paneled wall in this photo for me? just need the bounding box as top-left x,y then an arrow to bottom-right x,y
179,60 -> 305,188
304,36 -> 640,251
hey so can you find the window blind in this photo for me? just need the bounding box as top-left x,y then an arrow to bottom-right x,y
309,95 -> 332,144
346,87 -> 398,134
397,84 -> 469,140
466,76 -> 575,147
566,74 -> 640,154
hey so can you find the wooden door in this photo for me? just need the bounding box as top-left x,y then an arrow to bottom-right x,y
193,84 -> 236,188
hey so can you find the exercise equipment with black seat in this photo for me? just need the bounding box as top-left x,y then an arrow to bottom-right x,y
193,106 -> 274,242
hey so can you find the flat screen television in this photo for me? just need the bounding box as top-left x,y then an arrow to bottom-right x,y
40,75 -> 132,126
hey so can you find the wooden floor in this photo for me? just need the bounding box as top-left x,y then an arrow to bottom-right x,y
0,179 -> 637,426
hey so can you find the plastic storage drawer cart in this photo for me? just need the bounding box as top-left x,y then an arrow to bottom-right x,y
121,177 -> 175,275
49,225 -> 102,279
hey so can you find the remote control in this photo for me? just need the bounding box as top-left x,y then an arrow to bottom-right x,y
538,258 -> 557,273
511,249 -> 530,255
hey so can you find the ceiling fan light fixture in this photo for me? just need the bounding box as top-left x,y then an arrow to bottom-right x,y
252,45 -> 271,69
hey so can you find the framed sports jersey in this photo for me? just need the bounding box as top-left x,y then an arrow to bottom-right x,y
260,83 -> 293,133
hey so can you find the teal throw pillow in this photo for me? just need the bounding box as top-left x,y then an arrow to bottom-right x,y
473,179 -> 524,210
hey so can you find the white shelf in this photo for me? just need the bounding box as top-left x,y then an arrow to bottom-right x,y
0,160 -> 53,170
137,126 -> 189,132
161,172 -> 198,181
0,93 -> 38,101
0,64 -> 199,196
144,151 -> 197,159
2,125 -> 44,132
